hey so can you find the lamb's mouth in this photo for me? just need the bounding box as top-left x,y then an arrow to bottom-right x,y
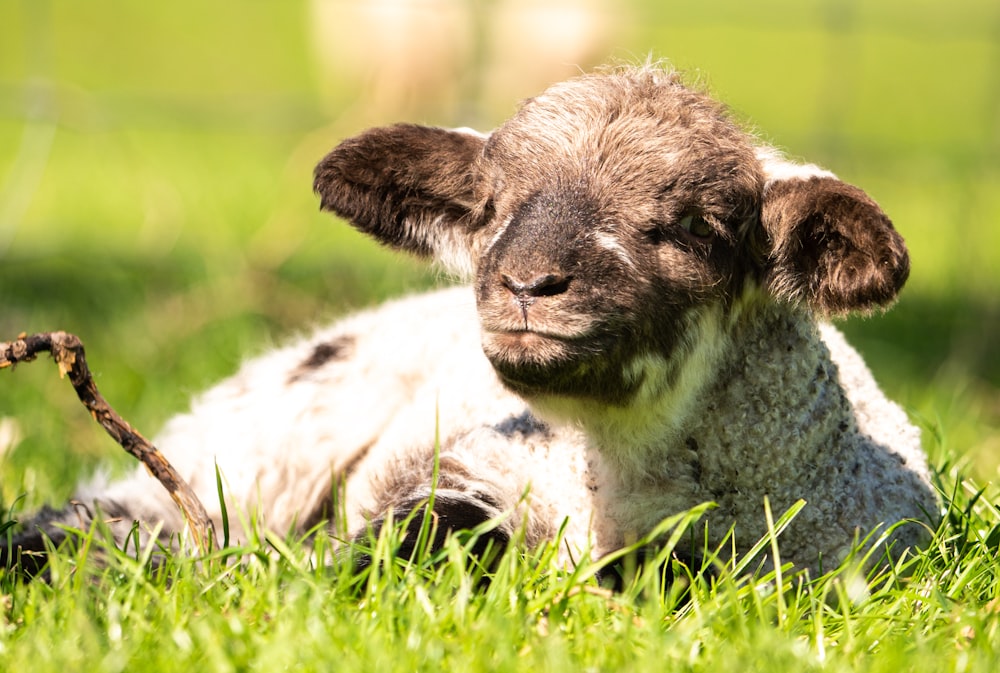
480,329 -> 596,393
481,329 -> 579,362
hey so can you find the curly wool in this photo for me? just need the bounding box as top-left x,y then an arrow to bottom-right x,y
66,286 -> 934,574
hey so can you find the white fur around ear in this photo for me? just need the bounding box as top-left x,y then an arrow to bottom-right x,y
755,146 -> 836,187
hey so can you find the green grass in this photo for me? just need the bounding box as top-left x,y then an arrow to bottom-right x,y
1,471 -> 998,671
1,0 -> 999,670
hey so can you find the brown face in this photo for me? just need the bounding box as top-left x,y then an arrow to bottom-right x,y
470,74 -> 762,404
313,66 -> 908,411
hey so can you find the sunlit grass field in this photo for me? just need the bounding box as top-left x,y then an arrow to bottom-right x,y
1,1 -> 999,670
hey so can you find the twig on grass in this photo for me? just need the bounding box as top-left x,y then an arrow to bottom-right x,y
0,331 -> 217,554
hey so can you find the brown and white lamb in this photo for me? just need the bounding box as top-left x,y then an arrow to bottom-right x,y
2,65 -> 938,578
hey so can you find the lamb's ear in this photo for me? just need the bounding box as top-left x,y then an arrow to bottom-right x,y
314,123 -> 488,275
754,154 -> 909,316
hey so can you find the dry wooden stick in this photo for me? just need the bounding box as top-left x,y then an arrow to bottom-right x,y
1,331 -> 217,554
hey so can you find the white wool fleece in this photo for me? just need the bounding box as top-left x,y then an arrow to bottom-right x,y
72,286 -> 935,574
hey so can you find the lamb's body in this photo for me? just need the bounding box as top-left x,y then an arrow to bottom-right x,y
5,65 -> 937,577
24,285 -> 930,574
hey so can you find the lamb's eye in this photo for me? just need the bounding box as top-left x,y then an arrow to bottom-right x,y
679,212 -> 713,238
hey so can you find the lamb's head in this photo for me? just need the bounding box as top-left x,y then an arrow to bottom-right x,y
314,66 -> 908,414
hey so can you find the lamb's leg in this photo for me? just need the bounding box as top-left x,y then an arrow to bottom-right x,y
1,489 -> 179,577
348,437 -> 535,573
2,506 -> 78,577
355,489 -> 513,571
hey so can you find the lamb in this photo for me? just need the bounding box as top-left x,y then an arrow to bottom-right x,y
2,65 -> 938,579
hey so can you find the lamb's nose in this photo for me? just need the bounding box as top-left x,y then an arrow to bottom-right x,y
500,273 -> 572,298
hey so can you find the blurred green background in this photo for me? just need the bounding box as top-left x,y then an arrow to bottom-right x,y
1,0 -> 998,508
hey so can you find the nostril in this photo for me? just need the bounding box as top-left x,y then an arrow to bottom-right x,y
500,272 -> 571,298
528,273 -> 571,297
500,273 -> 525,295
